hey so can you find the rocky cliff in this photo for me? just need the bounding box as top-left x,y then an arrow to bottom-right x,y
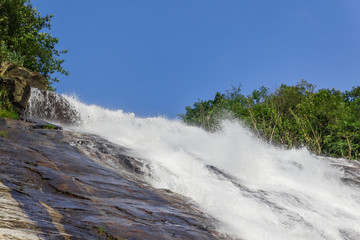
4,63 -> 360,239
0,63 -> 230,239
0,118 -> 229,240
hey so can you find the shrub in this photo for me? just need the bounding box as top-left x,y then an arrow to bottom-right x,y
0,89 -> 19,119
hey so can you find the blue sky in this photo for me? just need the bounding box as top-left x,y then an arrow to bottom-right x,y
31,0 -> 360,118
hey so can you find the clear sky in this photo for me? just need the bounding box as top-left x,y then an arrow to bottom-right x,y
31,0 -> 360,118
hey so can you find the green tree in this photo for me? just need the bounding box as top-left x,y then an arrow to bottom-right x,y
0,0 -> 68,88
180,80 -> 360,160
180,92 -> 229,131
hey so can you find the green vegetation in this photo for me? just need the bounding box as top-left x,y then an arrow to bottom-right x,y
43,124 -> 55,129
96,226 -> 106,235
95,225 -> 126,240
0,89 -> 19,119
0,129 -> 7,138
0,107 -> 18,119
180,80 -> 360,160
0,41 -> 24,66
0,0 -> 68,88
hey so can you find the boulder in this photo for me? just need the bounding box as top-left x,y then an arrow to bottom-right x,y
0,62 -> 50,116
0,75 -> 30,115
0,62 -> 48,90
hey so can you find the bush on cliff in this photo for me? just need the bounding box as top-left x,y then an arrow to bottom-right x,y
0,89 -> 19,119
0,0 -> 68,88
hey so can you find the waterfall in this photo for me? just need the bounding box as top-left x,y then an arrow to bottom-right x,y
26,89 -> 360,240
24,88 -> 81,125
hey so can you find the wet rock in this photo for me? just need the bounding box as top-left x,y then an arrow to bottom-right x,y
330,159 -> 360,189
0,118 -> 230,240
24,88 -> 81,125
21,118 -> 63,130
68,132 -> 145,176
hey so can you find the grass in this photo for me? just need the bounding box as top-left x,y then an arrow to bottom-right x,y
96,226 -> 106,235
0,129 -> 7,138
0,108 -> 19,119
43,124 -> 56,129
95,226 -> 126,240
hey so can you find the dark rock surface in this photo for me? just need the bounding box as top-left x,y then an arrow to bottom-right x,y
0,118 -> 229,240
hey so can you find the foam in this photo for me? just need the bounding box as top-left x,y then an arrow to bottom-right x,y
32,92 -> 360,240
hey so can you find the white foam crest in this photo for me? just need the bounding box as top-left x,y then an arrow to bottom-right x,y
62,94 -> 360,240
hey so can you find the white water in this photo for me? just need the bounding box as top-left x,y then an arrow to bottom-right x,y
29,91 -> 360,240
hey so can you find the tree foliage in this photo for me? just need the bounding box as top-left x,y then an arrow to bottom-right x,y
0,0 -> 68,88
180,80 -> 360,160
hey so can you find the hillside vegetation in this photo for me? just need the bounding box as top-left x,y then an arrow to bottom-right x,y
180,80 -> 360,160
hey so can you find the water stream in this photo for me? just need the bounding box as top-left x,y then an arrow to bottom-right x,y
26,89 -> 360,240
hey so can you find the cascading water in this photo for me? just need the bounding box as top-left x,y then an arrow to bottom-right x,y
24,88 -> 81,125
26,89 -> 360,240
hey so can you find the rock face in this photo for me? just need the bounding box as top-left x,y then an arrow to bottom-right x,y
0,118 -> 230,240
0,75 -> 30,114
0,62 -> 48,115
0,62 -> 79,124
0,62 -> 48,90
